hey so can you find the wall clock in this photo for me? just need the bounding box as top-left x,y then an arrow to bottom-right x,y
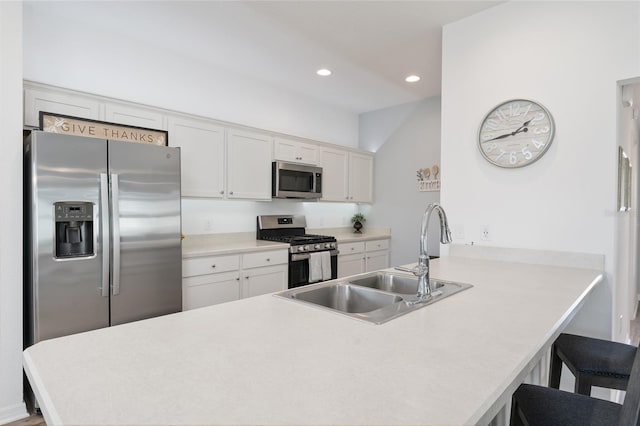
478,99 -> 555,168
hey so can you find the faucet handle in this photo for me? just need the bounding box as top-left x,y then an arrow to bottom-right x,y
394,265 -> 428,277
394,266 -> 415,274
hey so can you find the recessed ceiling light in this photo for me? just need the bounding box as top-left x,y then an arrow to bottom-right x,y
316,68 -> 332,77
405,75 -> 421,83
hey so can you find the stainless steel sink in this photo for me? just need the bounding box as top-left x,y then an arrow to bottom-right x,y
289,284 -> 402,313
276,271 -> 472,324
347,272 -> 444,295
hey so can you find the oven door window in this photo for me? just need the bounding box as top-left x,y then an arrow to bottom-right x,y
279,169 -> 314,193
289,259 -> 310,288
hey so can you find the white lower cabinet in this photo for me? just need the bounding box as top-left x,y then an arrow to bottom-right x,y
183,271 -> 241,310
243,265 -> 288,298
364,239 -> 390,272
337,239 -> 390,278
182,249 -> 287,310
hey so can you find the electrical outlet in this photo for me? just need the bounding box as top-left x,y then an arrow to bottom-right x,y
481,225 -> 490,241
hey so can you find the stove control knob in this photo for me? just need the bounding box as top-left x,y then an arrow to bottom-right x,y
314,244 -> 320,250
299,245 -> 307,252
324,243 -> 331,249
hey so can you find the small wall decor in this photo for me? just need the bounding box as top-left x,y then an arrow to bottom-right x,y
417,164 -> 440,192
40,111 -> 168,146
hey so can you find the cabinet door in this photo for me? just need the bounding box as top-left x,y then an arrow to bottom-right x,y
104,102 -> 166,130
319,148 -> 349,201
274,137 -> 318,165
168,117 -> 226,198
338,253 -> 365,278
349,152 -> 374,203
227,129 -> 272,200
242,264 -> 287,298
24,87 -> 102,128
365,250 -> 389,273
183,271 -> 240,310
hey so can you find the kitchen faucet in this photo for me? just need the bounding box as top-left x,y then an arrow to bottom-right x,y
396,203 -> 452,304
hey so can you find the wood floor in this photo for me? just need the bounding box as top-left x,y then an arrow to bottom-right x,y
9,307 -> 640,426
5,414 -> 45,426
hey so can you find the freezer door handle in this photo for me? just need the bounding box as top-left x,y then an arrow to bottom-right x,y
111,174 -> 121,296
100,173 -> 110,297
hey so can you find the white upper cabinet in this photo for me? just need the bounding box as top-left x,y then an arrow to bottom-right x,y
226,129 -> 272,200
24,87 -> 102,128
23,82 -> 374,203
104,102 -> 166,130
320,147 -> 373,203
273,137 -> 319,165
348,152 -> 374,203
168,116 -> 225,198
319,147 -> 349,201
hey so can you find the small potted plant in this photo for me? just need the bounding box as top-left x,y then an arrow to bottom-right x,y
351,213 -> 366,234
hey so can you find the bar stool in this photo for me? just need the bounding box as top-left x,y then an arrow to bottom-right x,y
510,344 -> 640,426
549,333 -> 637,396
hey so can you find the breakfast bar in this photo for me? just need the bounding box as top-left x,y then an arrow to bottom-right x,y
23,253 -> 603,425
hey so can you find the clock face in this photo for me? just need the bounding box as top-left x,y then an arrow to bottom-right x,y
478,99 -> 555,168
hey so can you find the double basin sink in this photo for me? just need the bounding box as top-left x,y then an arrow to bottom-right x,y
276,270 -> 473,324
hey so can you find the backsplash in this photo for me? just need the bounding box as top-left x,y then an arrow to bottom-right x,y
181,198 -> 360,235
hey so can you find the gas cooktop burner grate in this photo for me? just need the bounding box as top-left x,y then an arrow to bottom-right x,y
261,234 -> 336,245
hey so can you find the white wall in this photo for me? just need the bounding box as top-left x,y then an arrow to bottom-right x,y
182,199 -> 357,235
360,98 -> 441,266
0,2 -> 28,424
441,1 -> 640,341
22,2 -> 358,148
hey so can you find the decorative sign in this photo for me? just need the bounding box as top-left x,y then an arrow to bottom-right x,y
40,112 -> 168,146
417,164 -> 441,192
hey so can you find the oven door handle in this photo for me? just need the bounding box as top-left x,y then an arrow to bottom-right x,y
291,249 -> 339,261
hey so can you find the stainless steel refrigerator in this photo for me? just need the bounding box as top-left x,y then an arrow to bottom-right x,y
24,131 -> 182,347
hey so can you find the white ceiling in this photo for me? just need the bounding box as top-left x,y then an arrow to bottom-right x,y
30,1 -> 501,114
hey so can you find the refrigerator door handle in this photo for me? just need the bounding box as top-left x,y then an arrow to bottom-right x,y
100,173 -> 110,297
111,173 -> 121,296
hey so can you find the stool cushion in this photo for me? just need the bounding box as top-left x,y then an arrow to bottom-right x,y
556,333 -> 637,378
513,384 -> 621,426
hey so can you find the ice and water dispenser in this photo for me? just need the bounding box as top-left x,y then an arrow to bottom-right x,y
54,202 -> 94,258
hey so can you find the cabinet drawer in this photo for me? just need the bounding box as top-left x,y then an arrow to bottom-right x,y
339,242 -> 365,255
242,250 -> 288,269
182,255 -> 240,277
365,239 -> 389,252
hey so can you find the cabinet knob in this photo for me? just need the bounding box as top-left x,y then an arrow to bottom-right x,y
266,258 -> 270,262
350,247 -> 354,251
220,190 -> 224,195
211,265 -> 216,268
245,276 -> 249,280
229,191 -> 234,195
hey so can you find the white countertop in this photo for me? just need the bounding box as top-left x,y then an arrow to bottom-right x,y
182,233 -> 289,258
23,256 -> 602,426
182,228 -> 391,257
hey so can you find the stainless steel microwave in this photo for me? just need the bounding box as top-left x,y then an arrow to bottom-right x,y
272,161 -> 322,199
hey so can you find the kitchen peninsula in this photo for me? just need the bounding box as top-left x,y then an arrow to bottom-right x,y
23,249 -> 603,425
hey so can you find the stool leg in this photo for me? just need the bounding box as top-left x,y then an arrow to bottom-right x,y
509,398 -> 525,426
575,375 -> 592,396
549,343 -> 562,389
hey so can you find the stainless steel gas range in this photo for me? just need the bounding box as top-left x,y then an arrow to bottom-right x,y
257,215 -> 338,288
